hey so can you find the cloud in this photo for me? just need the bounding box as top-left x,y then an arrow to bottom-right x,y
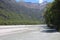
39,0 -> 43,3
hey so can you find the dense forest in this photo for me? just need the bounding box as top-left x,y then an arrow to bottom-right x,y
0,0 -> 47,25
44,0 -> 60,31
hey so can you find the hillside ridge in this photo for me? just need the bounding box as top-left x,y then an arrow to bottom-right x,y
0,0 -> 47,25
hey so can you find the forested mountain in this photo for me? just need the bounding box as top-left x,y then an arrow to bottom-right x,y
0,0 -> 47,25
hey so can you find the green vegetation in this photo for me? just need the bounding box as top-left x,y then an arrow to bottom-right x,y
0,0 -> 45,25
44,0 -> 60,31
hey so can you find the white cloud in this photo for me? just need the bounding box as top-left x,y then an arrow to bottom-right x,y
39,0 -> 43,3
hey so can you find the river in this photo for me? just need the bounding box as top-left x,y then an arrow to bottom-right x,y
0,25 -> 60,40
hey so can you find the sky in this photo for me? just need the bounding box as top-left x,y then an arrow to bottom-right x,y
16,0 -> 54,3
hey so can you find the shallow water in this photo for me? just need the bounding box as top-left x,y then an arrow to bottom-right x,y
0,25 -> 60,40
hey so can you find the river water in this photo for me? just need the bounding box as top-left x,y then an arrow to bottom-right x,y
0,25 -> 60,40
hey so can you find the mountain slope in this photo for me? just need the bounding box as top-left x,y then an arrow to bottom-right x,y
0,0 -> 47,25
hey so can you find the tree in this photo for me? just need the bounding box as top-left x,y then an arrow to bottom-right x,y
44,0 -> 60,31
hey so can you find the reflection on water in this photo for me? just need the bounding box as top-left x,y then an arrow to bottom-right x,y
41,29 -> 57,33
40,25 -> 57,33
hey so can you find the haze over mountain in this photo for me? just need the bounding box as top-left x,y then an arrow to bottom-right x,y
0,0 -> 48,25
